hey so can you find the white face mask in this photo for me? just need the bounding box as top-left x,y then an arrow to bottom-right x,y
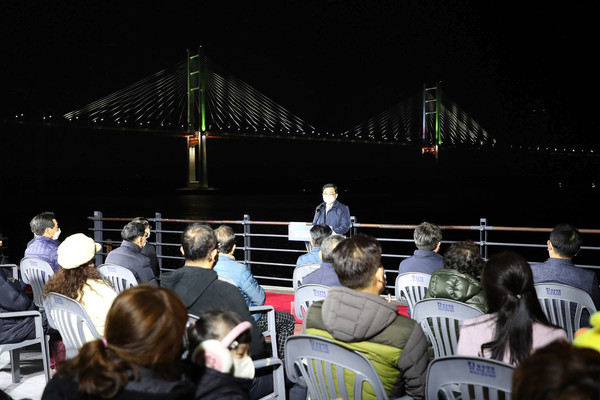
322,194 -> 336,205
232,356 -> 255,379
51,228 -> 61,241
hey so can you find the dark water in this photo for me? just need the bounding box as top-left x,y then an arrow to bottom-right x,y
2,122 -> 600,265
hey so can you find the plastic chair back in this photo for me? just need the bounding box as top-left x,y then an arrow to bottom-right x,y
395,272 -> 431,318
535,282 -> 598,341
293,263 -> 321,291
426,355 -> 515,400
20,257 -> 55,309
43,292 -> 102,359
217,274 -> 238,287
98,263 -> 138,294
0,310 -> 51,383
285,334 -> 390,400
294,284 -> 329,321
412,298 -> 484,359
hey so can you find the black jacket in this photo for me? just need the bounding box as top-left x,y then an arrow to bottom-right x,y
161,266 -> 268,359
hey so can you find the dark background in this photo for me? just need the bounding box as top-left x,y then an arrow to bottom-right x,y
1,2 -> 599,263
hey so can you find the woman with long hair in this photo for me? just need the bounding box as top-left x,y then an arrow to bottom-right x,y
42,285 -> 194,399
42,233 -> 117,338
456,251 -> 567,365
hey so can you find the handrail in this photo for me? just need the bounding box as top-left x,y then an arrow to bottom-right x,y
89,211 -> 600,290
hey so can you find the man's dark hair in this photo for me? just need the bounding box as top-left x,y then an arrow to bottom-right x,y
332,234 -> 381,290
549,224 -> 582,258
121,221 -> 146,242
215,225 -> 236,254
181,223 -> 218,262
414,221 -> 442,251
131,217 -> 151,231
322,183 -> 338,193
310,224 -> 332,247
30,212 -> 56,235
320,234 -> 345,263
443,240 -> 483,278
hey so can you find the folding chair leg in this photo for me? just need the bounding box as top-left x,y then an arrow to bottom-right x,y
10,349 -> 21,383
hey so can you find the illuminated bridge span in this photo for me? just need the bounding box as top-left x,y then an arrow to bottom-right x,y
63,48 -> 493,149
62,47 -> 494,186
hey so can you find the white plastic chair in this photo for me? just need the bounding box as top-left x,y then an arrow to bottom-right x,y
535,282 -> 598,341
285,334 -> 390,400
0,310 -> 51,383
412,298 -> 484,359
294,284 -> 329,321
394,272 -> 431,318
292,263 -> 321,291
43,292 -> 102,359
20,257 -> 55,309
98,263 -> 138,293
425,355 -> 515,400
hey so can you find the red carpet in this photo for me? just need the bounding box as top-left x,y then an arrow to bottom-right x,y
265,292 -> 409,324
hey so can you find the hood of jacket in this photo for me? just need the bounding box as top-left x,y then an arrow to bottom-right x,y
320,286 -> 399,342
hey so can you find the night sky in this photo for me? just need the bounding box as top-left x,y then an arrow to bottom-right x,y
1,1 -> 594,146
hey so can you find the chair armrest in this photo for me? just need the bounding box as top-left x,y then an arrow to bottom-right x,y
253,357 -> 283,369
0,263 -> 19,281
0,310 -> 45,338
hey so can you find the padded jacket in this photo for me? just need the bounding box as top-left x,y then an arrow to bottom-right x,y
24,235 -> 60,271
425,268 -> 488,313
214,255 -> 265,321
303,286 -> 429,400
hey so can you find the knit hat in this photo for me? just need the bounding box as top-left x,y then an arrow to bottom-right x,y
57,233 -> 101,269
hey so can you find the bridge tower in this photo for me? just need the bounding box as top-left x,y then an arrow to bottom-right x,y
186,46 -> 208,188
422,82 -> 441,158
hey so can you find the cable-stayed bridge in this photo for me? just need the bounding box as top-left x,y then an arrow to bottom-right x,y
60,47 -> 494,186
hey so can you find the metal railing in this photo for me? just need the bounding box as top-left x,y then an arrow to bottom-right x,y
89,211 -> 600,291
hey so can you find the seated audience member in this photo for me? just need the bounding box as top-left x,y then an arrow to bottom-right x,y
24,211 -> 61,271
398,221 -> 443,275
131,217 -> 160,281
42,285 -> 194,400
214,225 -> 295,360
512,340 -> 600,400
0,267 -> 54,341
186,309 -> 253,399
105,220 -> 157,286
301,234 -> 345,287
162,223 -> 268,360
303,234 -> 429,400
457,251 -> 567,365
531,224 -> 600,309
424,240 -> 487,313
296,224 -> 332,267
43,233 -> 117,339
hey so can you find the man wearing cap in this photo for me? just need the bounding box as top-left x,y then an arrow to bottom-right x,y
105,221 -> 157,286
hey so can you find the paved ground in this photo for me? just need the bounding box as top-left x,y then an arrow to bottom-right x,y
0,344 -> 46,400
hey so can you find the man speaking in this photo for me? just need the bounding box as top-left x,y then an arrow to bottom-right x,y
312,183 -> 351,235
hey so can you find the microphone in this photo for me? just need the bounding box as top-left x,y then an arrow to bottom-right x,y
316,202 -> 325,211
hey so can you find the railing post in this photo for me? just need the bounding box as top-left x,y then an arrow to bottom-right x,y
93,211 -> 104,266
154,212 -> 163,273
350,216 -> 357,237
480,218 -> 488,259
243,214 -> 251,269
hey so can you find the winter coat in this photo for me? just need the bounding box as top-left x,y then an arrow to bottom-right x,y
425,268 -> 488,313
24,235 -> 60,271
303,286 -> 429,400
214,255 -> 265,310
41,366 -> 195,400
